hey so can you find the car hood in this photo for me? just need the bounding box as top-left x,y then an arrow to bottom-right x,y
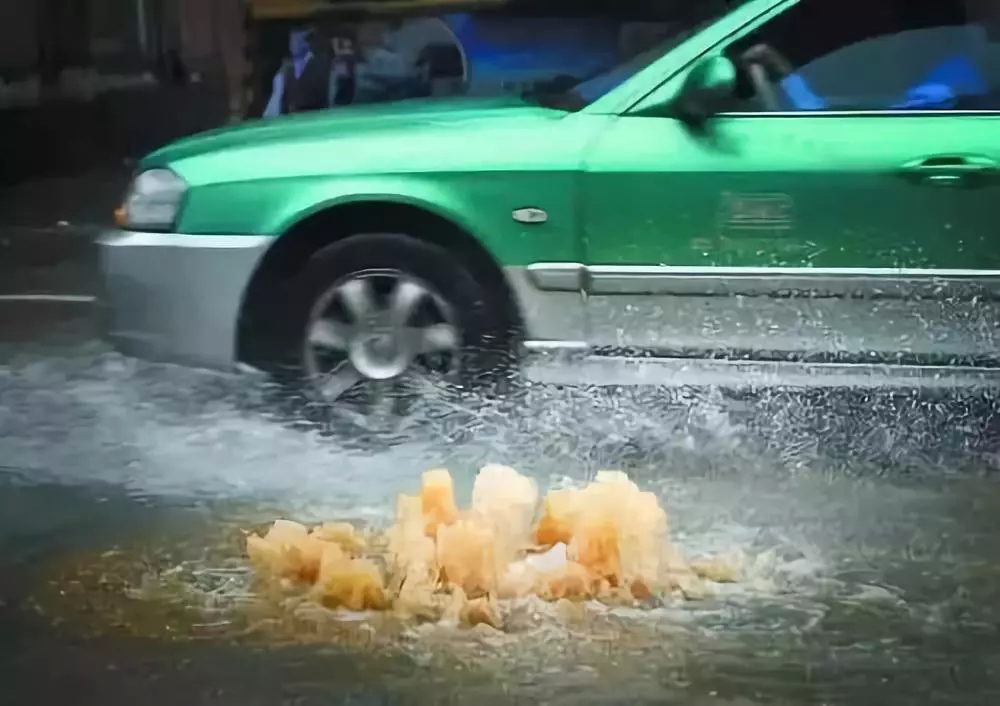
144,95 -> 566,167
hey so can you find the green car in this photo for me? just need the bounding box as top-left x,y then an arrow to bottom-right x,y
99,0 -> 1000,415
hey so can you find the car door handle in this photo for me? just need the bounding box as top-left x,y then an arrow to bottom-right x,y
900,155 -> 999,187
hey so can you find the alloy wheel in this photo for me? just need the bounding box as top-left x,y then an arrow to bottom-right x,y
301,269 -> 462,423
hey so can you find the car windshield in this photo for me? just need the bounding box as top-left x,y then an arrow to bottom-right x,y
526,5 -> 740,110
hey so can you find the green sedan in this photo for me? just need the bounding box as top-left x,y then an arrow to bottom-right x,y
99,0 -> 1000,415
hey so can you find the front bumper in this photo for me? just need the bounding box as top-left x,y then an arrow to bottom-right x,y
97,230 -> 273,370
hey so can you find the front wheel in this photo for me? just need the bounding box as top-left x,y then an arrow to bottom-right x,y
263,233 -> 515,431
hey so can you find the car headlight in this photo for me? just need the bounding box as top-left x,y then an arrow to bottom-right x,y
116,168 -> 187,231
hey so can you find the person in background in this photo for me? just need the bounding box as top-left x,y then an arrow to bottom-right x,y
743,41 -> 988,111
263,25 -> 332,117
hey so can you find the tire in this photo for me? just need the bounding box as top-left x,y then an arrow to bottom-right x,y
256,233 -> 516,431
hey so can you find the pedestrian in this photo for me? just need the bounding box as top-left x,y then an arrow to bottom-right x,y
263,25 -> 333,117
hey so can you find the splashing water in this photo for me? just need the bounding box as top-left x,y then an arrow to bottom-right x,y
244,466 -> 744,632
5,345 -> 1000,702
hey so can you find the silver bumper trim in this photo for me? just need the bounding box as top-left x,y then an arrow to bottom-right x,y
522,347 -> 1000,391
98,231 -> 274,249
98,230 -> 273,370
527,262 -> 1000,298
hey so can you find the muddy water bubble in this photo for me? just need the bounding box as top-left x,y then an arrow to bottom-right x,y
243,466 -> 745,632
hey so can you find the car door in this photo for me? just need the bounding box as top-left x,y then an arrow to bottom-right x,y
577,0 -> 1000,365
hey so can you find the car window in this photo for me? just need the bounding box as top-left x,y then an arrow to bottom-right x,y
722,0 -> 1000,113
532,1 -> 746,110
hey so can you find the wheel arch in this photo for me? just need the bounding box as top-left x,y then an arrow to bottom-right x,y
237,196 -> 524,367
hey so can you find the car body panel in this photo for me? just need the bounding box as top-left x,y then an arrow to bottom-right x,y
573,0 -> 1000,364
98,231 -> 271,369
154,97 -> 606,269
583,111 -> 1000,268
179,169 -> 586,268
147,95 -> 550,169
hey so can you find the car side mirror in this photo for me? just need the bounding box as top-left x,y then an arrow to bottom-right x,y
673,56 -> 738,123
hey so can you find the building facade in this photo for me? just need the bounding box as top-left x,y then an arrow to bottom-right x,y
0,0 -> 248,183
0,0 -> 248,113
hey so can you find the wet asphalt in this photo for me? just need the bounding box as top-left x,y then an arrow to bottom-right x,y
0,172 -> 999,705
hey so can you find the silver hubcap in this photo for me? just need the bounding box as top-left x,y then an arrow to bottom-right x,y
303,270 -> 460,410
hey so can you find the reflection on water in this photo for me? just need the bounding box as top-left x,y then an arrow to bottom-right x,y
0,350 -> 998,703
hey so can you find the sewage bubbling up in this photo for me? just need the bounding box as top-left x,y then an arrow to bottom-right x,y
245,465 -> 741,631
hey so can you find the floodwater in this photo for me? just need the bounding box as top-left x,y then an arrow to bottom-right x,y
1,327 -> 998,705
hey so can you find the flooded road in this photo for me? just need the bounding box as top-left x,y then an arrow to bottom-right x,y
1,200 -> 999,704
1,316 -> 998,704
